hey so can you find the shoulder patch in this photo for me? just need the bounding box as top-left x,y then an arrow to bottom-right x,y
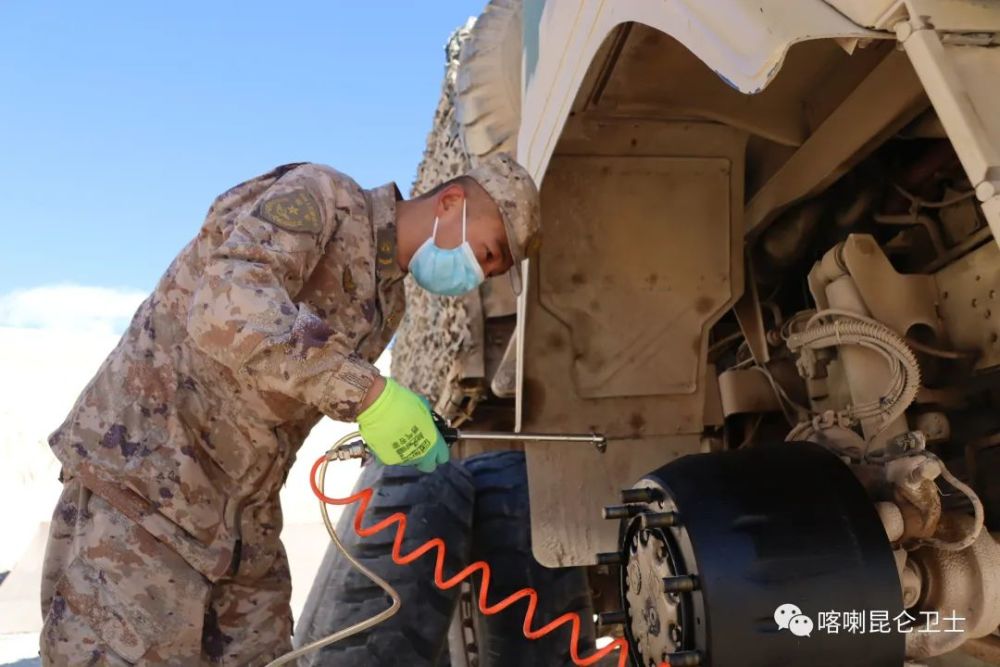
254,189 -> 322,234
376,226 -> 396,267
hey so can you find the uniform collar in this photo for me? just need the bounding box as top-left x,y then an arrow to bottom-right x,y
368,182 -> 404,285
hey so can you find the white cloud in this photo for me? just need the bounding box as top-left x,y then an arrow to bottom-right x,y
0,283 -> 145,570
0,325 -> 122,570
0,284 -> 147,336
0,282 -> 382,578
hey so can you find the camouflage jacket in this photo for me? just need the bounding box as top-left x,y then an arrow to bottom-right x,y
49,163 -> 406,581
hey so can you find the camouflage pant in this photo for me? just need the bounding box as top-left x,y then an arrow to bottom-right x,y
40,480 -> 293,666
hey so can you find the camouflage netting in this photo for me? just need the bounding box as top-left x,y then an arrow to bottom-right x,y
391,22 -> 476,400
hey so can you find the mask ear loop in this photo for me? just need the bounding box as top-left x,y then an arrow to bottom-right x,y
461,197 -> 486,283
429,198 -> 466,248
461,199 -> 468,244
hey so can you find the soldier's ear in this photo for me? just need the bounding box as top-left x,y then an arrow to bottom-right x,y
435,183 -> 466,218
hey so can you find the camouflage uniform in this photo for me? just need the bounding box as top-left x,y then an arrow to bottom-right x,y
41,162 -> 406,665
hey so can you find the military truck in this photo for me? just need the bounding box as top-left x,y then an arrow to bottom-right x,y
298,1 -> 1000,666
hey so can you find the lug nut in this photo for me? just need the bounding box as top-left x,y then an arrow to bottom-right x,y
663,574 -> 699,593
666,651 -> 702,666
596,552 -> 623,566
620,487 -> 663,504
602,504 -> 644,520
597,610 -> 628,626
640,511 -> 680,529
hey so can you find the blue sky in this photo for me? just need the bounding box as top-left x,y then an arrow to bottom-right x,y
0,1 -> 484,296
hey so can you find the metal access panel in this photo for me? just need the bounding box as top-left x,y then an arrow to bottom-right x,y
539,156 -> 731,398
523,121 -> 745,566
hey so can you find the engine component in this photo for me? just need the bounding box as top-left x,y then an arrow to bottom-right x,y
718,367 -> 783,417
808,235 -> 942,344
757,199 -> 823,270
795,236 -> 936,453
913,412 -> 950,445
606,442 -> 903,667
907,528 -> 1000,660
786,311 -> 921,454
935,239 -> 1000,370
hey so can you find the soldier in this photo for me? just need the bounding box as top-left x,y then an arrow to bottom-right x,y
40,153 -> 540,665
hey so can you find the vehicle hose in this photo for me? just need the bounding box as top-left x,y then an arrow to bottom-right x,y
265,432 -> 401,667
915,452 -> 985,552
266,432 -> 635,667
786,312 -> 922,444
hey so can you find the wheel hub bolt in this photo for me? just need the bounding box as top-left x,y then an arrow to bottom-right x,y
603,504 -> 644,520
663,575 -> 699,594
620,487 -> 664,504
597,610 -> 628,626
596,551 -> 623,566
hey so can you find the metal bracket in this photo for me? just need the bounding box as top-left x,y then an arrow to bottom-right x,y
894,3 -> 1000,243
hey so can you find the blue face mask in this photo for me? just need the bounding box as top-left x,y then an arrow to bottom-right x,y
409,200 -> 485,296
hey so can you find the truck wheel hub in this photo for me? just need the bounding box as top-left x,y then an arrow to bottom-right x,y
625,529 -> 684,665
610,443 -> 905,667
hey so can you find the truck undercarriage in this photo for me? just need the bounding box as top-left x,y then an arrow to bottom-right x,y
302,2 -> 1000,665
527,10 -> 1000,664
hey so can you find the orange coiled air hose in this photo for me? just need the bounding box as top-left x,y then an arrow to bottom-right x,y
308,452 -> 641,667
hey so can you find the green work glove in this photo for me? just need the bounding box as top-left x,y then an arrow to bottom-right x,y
413,396 -> 450,473
357,378 -> 450,473
414,433 -> 450,473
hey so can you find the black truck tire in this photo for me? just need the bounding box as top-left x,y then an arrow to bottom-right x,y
295,460 -> 475,666
450,451 -> 598,667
